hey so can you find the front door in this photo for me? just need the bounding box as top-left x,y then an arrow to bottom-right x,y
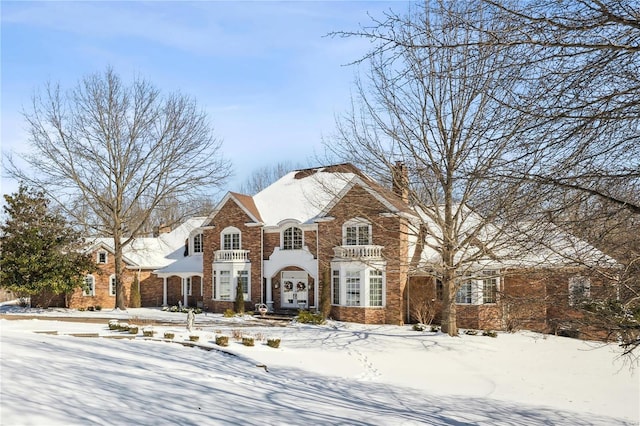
281,271 -> 308,309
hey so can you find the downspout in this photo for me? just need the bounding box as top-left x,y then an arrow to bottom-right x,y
316,224 -> 320,312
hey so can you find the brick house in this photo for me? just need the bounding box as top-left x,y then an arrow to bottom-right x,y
35,162 -> 616,335
32,217 -> 206,309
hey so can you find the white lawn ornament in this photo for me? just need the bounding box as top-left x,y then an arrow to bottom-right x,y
186,309 -> 195,332
257,303 -> 268,317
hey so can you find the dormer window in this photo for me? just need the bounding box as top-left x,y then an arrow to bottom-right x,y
193,233 -> 203,253
283,226 -> 303,250
221,227 -> 241,250
343,219 -> 371,245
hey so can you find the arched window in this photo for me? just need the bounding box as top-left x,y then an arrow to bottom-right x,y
221,227 -> 241,250
343,218 -> 371,245
193,233 -> 203,253
283,227 -> 303,250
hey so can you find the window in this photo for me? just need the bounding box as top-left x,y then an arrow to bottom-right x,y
455,281 -> 472,304
436,279 -> 443,301
212,271 -> 217,299
332,270 -> 340,305
369,270 -> 383,307
238,270 -> 249,301
83,275 -> 95,296
97,251 -> 107,264
346,271 -> 360,306
569,276 -> 591,306
109,275 -> 117,296
193,234 -> 203,253
221,227 -> 241,250
186,277 -> 192,296
219,271 -> 231,300
344,219 -> 371,245
283,227 -> 303,250
483,277 -> 497,304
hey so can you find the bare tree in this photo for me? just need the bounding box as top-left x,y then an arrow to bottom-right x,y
328,1 -> 541,336
238,161 -> 306,195
7,68 -> 231,310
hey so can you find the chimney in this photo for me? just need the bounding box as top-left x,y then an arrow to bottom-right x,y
391,161 -> 409,203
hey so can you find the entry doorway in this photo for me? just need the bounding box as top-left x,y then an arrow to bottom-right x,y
281,271 -> 308,309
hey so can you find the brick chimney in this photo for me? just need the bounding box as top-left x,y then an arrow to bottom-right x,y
391,161 -> 409,203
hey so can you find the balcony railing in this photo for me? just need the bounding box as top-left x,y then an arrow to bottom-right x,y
214,249 -> 250,262
333,245 -> 384,259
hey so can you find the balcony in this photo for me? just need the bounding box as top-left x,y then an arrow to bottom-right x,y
333,245 -> 384,259
214,249 -> 250,262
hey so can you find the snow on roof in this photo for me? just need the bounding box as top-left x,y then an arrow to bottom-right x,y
154,254 -> 203,277
413,206 -> 616,271
86,217 -> 207,269
252,165 -> 361,226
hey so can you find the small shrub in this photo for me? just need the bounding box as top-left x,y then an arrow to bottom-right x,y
142,327 -> 155,337
95,306 -> 102,311
117,322 -> 129,331
413,323 -> 428,331
464,329 -> 478,336
128,326 -> 139,334
242,337 -> 255,347
87,306 -> 95,312
215,335 -> 229,346
164,332 -> 175,339
297,310 -> 325,325
169,305 -> 179,312
194,308 -> 203,314
78,307 -> 86,312
231,329 -> 243,341
108,320 -> 119,330
483,330 -> 498,338
161,306 -> 169,312
189,335 -> 200,342
266,338 -> 281,349
223,308 -> 235,318
430,325 -> 440,332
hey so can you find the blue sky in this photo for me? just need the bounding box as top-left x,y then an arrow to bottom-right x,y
1,1 -> 406,196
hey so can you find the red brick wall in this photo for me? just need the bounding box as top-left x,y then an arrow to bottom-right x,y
202,198 -> 262,307
318,184 -> 408,325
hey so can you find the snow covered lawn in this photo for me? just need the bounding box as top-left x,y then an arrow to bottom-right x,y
1,307 -> 638,425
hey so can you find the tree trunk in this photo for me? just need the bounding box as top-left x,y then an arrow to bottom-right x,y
114,235 -> 126,310
440,267 -> 458,336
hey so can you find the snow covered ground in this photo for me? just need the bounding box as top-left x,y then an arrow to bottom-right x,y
1,305 -> 638,425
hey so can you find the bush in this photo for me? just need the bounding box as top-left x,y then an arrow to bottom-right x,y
78,307 -> 86,312
108,320 -> 119,330
95,305 -> 102,311
267,338 -> 281,349
464,329 -> 478,336
242,337 -> 255,347
430,325 -> 440,332
142,327 -> 155,337
164,332 -> 175,339
297,310 -> 325,325
215,335 -> 229,346
117,322 -> 129,331
483,330 -> 498,338
223,308 -> 235,318
128,326 -> 139,334
129,276 -> 141,308
413,323 -> 428,331
231,329 -> 242,341
87,306 -> 95,311
189,335 -> 200,342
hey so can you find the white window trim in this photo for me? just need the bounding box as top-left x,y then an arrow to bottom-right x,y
330,262 -> 386,308
455,272 -> 500,305
109,274 -> 116,297
83,275 -> 95,297
212,265 -> 250,301
569,276 -> 591,306
221,226 -> 241,250
342,218 -> 372,246
192,233 -> 204,254
281,226 -> 303,250
97,251 -> 108,264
